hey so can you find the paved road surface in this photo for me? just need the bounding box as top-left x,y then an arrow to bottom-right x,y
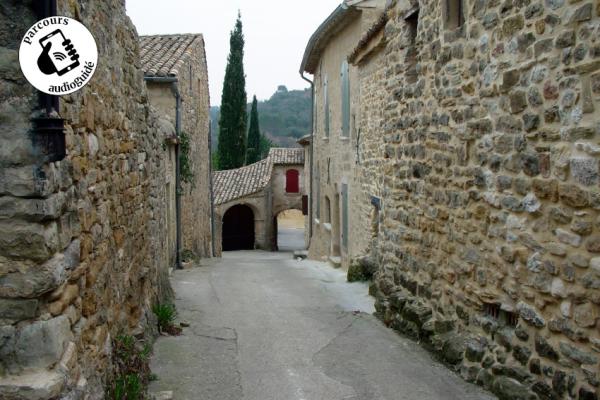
149,251 -> 496,400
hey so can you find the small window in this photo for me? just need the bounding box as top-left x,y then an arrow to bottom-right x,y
445,0 -> 464,29
315,165 -> 321,219
406,10 -> 419,84
325,196 -> 331,223
285,169 -> 299,193
341,60 -> 350,138
323,75 -> 330,138
484,303 -> 501,319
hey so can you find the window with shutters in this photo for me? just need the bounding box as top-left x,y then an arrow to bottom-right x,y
341,184 -> 349,249
323,75 -> 330,138
315,164 -> 320,219
341,60 -> 350,138
285,169 -> 299,193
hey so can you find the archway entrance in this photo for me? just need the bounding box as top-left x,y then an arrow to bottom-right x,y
274,209 -> 305,252
222,205 -> 255,251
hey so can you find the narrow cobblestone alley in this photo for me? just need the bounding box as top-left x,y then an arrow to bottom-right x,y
149,251 -> 495,400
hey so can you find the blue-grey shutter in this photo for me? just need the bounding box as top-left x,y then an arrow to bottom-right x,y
341,61 -> 350,138
316,166 -> 321,219
324,76 -> 329,137
341,183 -> 348,249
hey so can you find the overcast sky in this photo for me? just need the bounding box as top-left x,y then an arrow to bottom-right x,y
126,0 -> 341,106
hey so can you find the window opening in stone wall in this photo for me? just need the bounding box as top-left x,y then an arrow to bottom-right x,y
370,196 -> 381,239
483,303 -> 500,319
501,310 -> 519,327
325,196 -> 331,223
341,60 -> 350,138
445,0 -> 464,29
405,9 -> 419,84
286,169 -> 299,193
484,303 -> 519,328
324,75 -> 330,138
316,164 -> 321,219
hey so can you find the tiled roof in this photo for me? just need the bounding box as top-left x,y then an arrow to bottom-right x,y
139,34 -> 203,77
213,148 -> 305,205
213,158 -> 273,205
268,148 -> 304,165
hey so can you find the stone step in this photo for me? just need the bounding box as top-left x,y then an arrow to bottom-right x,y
0,369 -> 65,400
328,256 -> 342,268
293,250 -> 308,260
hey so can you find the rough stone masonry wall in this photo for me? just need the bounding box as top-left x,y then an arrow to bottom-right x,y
178,39 -> 212,259
366,0 -> 600,398
0,0 -> 172,398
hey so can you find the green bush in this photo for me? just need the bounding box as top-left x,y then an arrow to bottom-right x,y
107,335 -> 152,400
152,303 -> 177,332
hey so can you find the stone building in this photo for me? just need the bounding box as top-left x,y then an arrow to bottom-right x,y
0,1 -> 211,397
140,34 -> 214,264
304,0 -> 600,398
300,0 -> 387,268
213,148 -> 305,254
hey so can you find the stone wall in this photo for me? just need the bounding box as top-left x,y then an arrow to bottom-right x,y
363,0 -> 600,398
178,38 -> 213,259
0,0 -> 175,397
144,36 -> 213,262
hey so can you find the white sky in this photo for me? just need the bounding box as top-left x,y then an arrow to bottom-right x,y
126,0 -> 341,106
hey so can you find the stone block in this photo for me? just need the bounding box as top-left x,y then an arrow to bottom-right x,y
492,376 -> 536,400
0,369 -> 65,400
0,299 -> 38,322
567,3 -> 593,22
0,166 -> 38,198
0,240 -> 79,298
570,157 -> 599,186
573,303 -> 597,328
559,341 -> 597,365
534,335 -> 560,361
0,220 -> 59,263
517,302 -> 545,327
15,315 -> 73,369
586,236 -> 600,253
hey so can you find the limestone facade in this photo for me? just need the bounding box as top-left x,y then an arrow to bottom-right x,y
0,1 -> 210,398
337,0 -> 600,397
302,0 -> 387,268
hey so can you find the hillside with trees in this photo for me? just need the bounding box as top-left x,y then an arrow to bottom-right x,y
211,85 -> 311,150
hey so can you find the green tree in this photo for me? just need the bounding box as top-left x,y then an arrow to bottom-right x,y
246,95 -> 261,164
259,134 -> 273,159
217,12 -> 247,170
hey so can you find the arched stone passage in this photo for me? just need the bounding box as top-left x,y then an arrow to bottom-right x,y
273,209 -> 305,252
222,204 -> 255,251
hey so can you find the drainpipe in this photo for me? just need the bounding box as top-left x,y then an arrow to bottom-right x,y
209,119 -> 216,257
143,76 -> 183,270
300,72 -> 314,244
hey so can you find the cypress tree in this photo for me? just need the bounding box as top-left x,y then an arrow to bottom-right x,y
246,95 -> 261,164
217,12 -> 247,170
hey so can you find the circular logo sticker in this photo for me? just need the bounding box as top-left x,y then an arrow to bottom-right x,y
19,16 -> 98,95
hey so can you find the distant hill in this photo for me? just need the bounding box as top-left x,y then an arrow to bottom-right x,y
210,86 -> 311,149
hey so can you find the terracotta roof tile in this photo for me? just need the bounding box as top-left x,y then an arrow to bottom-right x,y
268,148 -> 304,165
213,148 -> 305,205
213,158 -> 273,205
139,34 -> 203,77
